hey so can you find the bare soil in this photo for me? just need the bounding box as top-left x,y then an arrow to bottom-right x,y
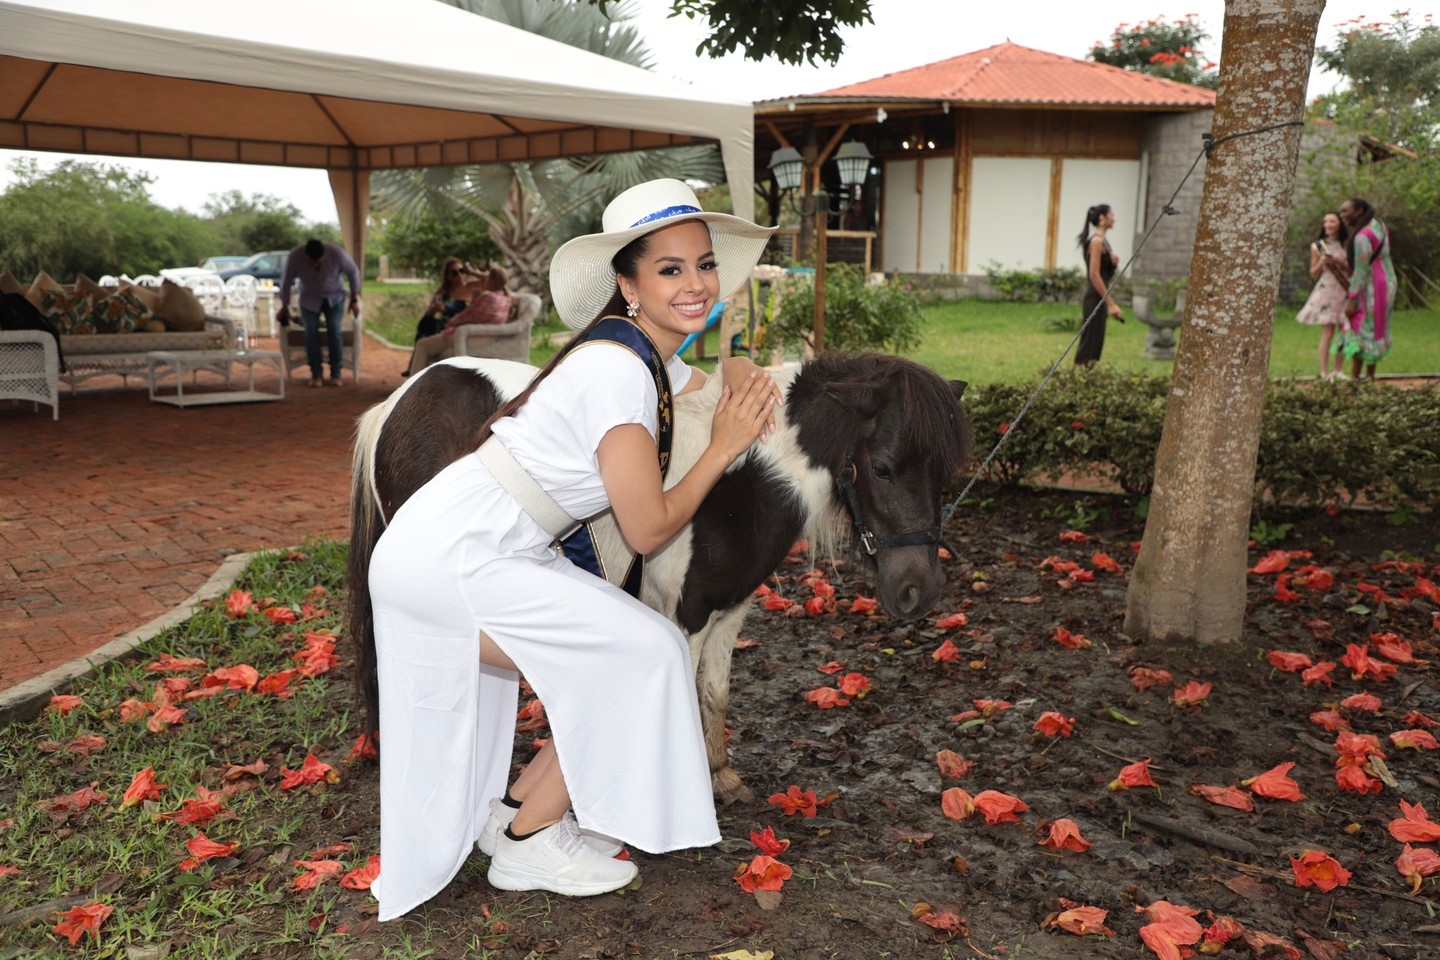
305,491 -> 1440,958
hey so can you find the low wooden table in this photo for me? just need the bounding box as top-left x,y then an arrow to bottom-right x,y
146,349 -> 285,407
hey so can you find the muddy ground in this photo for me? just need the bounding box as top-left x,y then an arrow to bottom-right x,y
304,488 -> 1437,960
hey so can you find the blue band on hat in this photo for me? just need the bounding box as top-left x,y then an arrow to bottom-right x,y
629,204 -> 702,228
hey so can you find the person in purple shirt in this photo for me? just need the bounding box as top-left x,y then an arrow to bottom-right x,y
276,239 -> 362,387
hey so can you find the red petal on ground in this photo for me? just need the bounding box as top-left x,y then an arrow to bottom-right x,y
940,787 -> 975,821
849,596 -> 879,614
749,826 -> 790,857
1249,550 -> 1289,574
220,760 -> 269,781
804,687 -> 851,709
932,639 -> 961,662
1046,904 -> 1114,936
1037,818 -> 1090,852
1335,765 -> 1383,794
1091,552 -> 1121,573
935,750 -> 974,779
917,910 -> 968,933
341,856 -> 381,890
935,612 -> 969,629
1301,661 -> 1336,686
292,859 -> 345,891
52,901 -> 113,946
767,785 -> 819,818
1130,667 -> 1173,691
145,653 -> 208,673
1390,729 -> 1440,750
201,665 -> 260,692
1309,709 -> 1350,732
1389,800 -> 1440,843
972,789 -> 1028,824
973,699 -> 1013,717
1108,759 -> 1158,791
837,672 -> 872,697
1058,530 -> 1088,542
1189,783 -> 1254,811
1033,712 -> 1075,737
1371,632 -> 1424,664
1242,762 -> 1305,801
1052,626 -> 1091,649
1137,900 -> 1203,960
224,589 -> 254,617
1340,692 -> 1382,712
46,694 -> 84,716
1172,681 -> 1211,707
1239,929 -> 1301,960
351,733 -> 379,762
1290,850 -> 1351,892
1266,650 -> 1313,673
279,754 -> 336,790
263,606 -> 299,624
121,766 -> 167,807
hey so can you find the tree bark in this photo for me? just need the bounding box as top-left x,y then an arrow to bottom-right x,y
1124,0 -> 1325,646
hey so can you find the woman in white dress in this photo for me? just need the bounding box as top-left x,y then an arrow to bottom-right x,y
1295,210 -> 1350,380
367,180 -> 780,920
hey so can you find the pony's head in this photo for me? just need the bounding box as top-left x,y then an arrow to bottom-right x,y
789,352 -> 972,620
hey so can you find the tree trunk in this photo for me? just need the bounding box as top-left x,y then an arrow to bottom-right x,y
1124,0 -> 1325,646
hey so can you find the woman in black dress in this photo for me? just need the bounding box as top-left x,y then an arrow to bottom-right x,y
1076,204 -> 1123,366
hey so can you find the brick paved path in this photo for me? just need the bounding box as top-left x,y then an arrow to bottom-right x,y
0,335 -> 413,691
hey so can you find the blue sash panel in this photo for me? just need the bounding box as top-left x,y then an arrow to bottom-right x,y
558,316 -> 674,598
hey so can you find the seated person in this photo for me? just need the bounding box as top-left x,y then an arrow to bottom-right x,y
406,258 -> 490,374
406,264 -> 513,376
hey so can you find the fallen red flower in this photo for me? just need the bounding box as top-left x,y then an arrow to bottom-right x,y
1038,818 -> 1090,852
43,784 -> 109,814
935,612 -> 969,629
1403,709 -> 1439,728
1202,914 -> 1245,946
1273,576 -> 1301,604
224,589 -> 254,617
179,831 -> 239,870
118,699 -> 153,723
1045,904 -> 1114,937
935,750 -> 974,779
917,910 -> 969,934
734,854 -> 792,893
1129,667 -> 1173,691
1301,661 -> 1336,687
940,787 -> 975,821
1308,709 -> 1350,732
1188,784 -> 1254,811
1091,552 -> 1121,573
1266,651 -> 1313,673
1249,550 -> 1289,575
201,665 -> 260,692
761,593 -> 793,611
1108,759 -> 1157,792
1052,626 -> 1091,649
1389,800 -> 1440,843
1395,844 -> 1440,894
341,855 -> 381,891
351,733 -> 379,762
63,735 -> 106,757
158,788 -> 228,825
1058,530 -> 1088,542
1242,762 -> 1305,801
1340,692 -> 1382,712
146,653 -> 207,673
146,705 -> 187,735
1033,712 -> 1075,737
121,766 -> 168,807
804,686 -> 851,709
1292,565 -> 1335,591
803,596 -> 827,615
1068,568 -> 1095,583
46,694 -> 84,716
768,785 -> 819,818
932,639 -> 961,662
1340,643 -> 1398,682
972,789 -> 1028,824
257,669 -> 299,697
1291,850 -> 1350,892
1138,900 -> 1202,960
263,606 -> 299,624
849,596 -> 879,614
1371,632 -> 1424,664
52,901 -> 113,946
749,826 -> 790,856
973,698 -> 1013,717
1390,729 -> 1440,751
1335,765 -> 1383,794
220,760 -> 268,781
292,859 -> 345,891
837,672 -> 872,698
1172,681 -> 1211,707
279,754 -> 337,790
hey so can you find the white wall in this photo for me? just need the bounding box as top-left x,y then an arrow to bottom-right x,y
881,158 -> 918,273
919,156 -> 955,274
1056,158 -> 1141,269
966,157 -> 1051,273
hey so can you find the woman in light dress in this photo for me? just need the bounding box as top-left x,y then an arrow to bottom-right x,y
1294,211 -> 1349,380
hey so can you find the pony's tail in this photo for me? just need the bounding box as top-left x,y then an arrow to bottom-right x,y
348,403 -> 390,755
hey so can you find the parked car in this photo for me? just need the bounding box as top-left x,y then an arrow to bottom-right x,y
201,256 -> 249,272
218,251 -> 289,282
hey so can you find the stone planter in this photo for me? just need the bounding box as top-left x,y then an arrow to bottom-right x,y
1133,289 -> 1185,360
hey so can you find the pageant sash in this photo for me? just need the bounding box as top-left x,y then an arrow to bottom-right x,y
559,316 -> 674,598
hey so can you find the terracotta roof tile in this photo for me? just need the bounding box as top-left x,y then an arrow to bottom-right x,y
799,42 -> 1214,108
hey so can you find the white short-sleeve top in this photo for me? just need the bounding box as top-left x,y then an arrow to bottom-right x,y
489,342 -> 693,521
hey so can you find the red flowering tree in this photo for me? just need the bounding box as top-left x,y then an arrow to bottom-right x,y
1088,14 -> 1220,89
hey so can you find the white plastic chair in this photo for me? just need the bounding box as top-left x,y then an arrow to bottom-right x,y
223,274 -> 258,311
97,275 -> 121,287
132,275 -> 163,288
185,274 -> 226,312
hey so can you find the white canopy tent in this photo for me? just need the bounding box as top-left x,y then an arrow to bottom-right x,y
0,0 -> 757,273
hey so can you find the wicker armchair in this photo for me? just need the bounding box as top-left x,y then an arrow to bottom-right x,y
451,292 -> 540,364
0,329 -> 60,420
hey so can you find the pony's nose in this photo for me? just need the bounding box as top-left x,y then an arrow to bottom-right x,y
896,584 -> 922,617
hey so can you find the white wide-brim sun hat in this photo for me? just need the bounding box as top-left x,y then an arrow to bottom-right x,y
549,179 -> 776,331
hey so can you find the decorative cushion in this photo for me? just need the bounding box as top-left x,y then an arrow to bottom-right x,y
119,282 -> 162,313
155,280 -> 206,331
91,285 -> 153,334
26,270 -> 65,312
136,318 -> 166,333
38,287 -> 96,335
0,270 -> 24,295
74,273 -> 105,298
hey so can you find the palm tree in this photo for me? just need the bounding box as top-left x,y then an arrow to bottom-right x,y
371,0 -> 725,300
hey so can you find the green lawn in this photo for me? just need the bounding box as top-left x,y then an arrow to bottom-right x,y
906,300 -> 1440,385
359,284 -> 1439,385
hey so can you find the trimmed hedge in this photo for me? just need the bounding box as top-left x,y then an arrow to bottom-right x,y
963,367 -> 1439,510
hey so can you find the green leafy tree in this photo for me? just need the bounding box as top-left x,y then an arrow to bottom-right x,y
0,159 -> 210,280
585,0 -> 873,65
1088,13 -> 1219,89
201,190 -> 338,254
1311,11 -> 1440,151
377,206 -> 501,280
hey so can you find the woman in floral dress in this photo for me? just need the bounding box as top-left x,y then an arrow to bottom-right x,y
1336,197 -> 1394,380
1295,211 -> 1349,379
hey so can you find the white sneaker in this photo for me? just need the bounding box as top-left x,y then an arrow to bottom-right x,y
1332,370 -> 1352,381
487,816 -> 638,896
477,799 -> 624,858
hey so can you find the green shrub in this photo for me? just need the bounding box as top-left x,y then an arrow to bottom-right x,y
770,263 -> 923,353
982,263 -> 1084,303
963,368 -> 1438,510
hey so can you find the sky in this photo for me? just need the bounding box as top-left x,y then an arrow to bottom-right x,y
0,0 -> 1403,227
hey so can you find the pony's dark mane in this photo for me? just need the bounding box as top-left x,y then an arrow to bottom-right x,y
788,351 -> 971,477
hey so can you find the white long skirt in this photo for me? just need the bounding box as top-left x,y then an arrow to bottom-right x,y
367,453 -> 720,921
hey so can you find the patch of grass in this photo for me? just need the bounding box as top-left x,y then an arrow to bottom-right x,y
0,541 -> 380,958
904,299 -> 1440,384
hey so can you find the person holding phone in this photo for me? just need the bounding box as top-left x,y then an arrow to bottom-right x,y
1295,211 -> 1351,379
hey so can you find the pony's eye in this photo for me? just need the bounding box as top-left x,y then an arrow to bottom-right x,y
871,461 -> 892,481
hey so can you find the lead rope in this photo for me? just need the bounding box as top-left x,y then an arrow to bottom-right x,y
938,121 -> 1304,527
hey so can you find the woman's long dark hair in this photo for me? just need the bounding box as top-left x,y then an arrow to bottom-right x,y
1344,197 -> 1375,268
1315,211 -> 1348,246
473,231 -> 653,449
1076,204 -> 1112,250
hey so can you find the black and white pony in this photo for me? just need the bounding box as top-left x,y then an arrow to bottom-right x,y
348,352 -> 972,802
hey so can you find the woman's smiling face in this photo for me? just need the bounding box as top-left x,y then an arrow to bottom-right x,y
617,220 -> 719,353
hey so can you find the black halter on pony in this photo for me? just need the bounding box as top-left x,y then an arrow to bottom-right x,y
836,435 -> 956,558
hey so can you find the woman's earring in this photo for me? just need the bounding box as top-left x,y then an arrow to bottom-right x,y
625,301 -> 639,318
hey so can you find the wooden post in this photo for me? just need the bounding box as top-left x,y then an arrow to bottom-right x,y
814,208 -> 828,352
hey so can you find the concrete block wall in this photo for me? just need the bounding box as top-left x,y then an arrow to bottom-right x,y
1132,110 -> 1212,286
